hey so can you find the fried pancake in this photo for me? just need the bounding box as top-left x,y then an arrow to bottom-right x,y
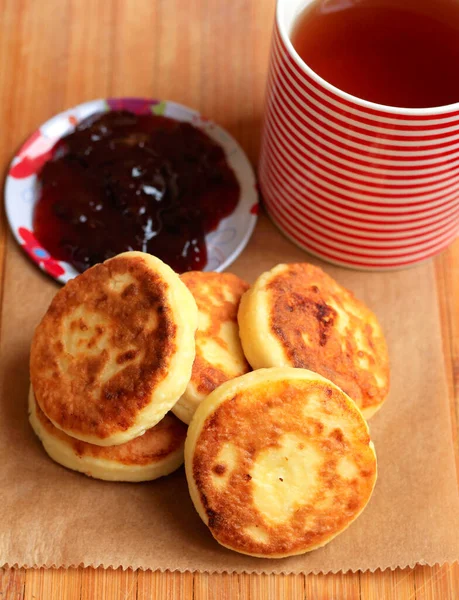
185,368 -> 377,558
29,387 -> 186,482
30,251 -> 198,446
172,272 -> 251,424
238,263 -> 389,419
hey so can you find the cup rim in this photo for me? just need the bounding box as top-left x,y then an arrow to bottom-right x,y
276,0 -> 459,117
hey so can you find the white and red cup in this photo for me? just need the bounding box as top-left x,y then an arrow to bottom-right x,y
259,0 -> 459,269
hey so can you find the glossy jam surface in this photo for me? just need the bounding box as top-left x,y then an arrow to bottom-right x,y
291,0 -> 459,108
33,111 -> 240,273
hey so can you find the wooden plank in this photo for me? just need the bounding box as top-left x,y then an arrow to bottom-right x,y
193,572 -> 305,600
0,0 -> 31,333
435,240 -> 459,480
268,574 -> 305,599
415,564 -> 459,600
360,568 -> 416,600
48,569 -> 82,600
137,570 -> 193,600
261,574 -> 305,599
304,571 -> 361,600
79,567 -> 137,600
4,0 -> 70,141
0,569 -> 26,600
65,0 -> 113,103
1,0 -> 459,597
109,0 -> 157,97
154,0 -> 204,110
23,570 -> 45,600
23,569 -> 81,600
193,572 -> 240,600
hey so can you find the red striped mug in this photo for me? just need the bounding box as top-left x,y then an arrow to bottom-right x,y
259,0 -> 459,270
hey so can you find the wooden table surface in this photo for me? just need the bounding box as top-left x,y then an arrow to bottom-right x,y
0,0 -> 458,598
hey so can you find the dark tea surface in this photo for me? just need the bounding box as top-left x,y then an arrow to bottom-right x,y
291,0 -> 459,108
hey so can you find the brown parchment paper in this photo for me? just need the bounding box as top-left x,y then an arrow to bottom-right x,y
1,214 -> 459,575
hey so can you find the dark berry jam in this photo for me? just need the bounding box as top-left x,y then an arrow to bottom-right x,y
33,110 -> 240,273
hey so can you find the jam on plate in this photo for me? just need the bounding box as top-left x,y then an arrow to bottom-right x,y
34,110 -> 240,273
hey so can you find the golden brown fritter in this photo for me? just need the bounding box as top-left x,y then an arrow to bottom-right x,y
185,368 -> 377,557
238,263 -> 390,418
30,251 -> 197,445
173,271 -> 250,424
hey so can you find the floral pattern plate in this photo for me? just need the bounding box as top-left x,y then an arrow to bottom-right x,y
5,98 -> 259,284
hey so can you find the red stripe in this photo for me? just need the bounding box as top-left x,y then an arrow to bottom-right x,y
274,24 -> 459,125
271,34 -> 459,143
262,171 -> 459,251
268,205 -> 453,268
263,114 -> 459,193
259,159 -> 459,234
265,84 -> 459,171
264,131 -> 459,218
259,150 -> 459,225
257,21 -> 459,269
262,125 -> 459,212
259,142 -> 459,227
265,193 -> 456,266
263,157 -> 459,229
261,112 -> 459,182
265,194 -> 454,264
259,143 -> 459,233
260,163 -> 459,247
268,54 -> 459,158
264,115 -> 459,205
259,162 -> 459,242
273,196 -> 458,255
273,29 -> 459,131
267,69 -> 459,169
263,65 -> 459,182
